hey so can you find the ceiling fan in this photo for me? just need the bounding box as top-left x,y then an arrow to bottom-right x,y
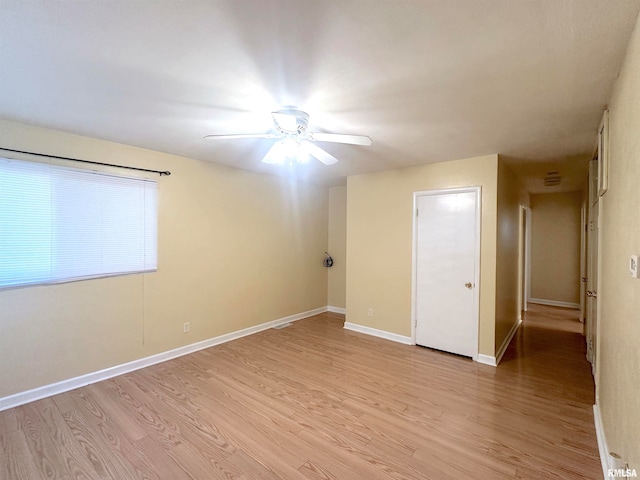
204,109 -> 372,166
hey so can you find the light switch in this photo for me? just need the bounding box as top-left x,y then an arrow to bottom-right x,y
630,255 -> 639,279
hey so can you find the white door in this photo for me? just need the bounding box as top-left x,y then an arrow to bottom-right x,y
414,188 -> 479,358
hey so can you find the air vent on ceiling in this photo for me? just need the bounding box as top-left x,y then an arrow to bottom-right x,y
544,171 -> 561,187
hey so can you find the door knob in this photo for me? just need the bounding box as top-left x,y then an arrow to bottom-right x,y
465,282 -> 473,289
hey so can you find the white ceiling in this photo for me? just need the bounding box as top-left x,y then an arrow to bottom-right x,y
1,1 -> 639,191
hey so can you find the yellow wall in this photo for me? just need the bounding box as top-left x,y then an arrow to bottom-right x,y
495,159 -> 529,351
0,118 -> 329,398
345,155 -> 499,356
530,192 -> 582,305
327,186 -> 347,309
598,11 -> 640,469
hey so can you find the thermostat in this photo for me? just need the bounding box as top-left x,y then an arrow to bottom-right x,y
631,255 -> 639,279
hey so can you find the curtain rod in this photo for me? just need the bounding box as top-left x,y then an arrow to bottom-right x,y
0,147 -> 171,176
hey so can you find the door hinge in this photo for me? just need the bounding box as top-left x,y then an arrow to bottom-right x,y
416,209 -> 419,217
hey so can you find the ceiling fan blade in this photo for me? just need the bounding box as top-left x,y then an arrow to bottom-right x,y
310,132 -> 372,146
305,142 -> 338,165
203,133 -> 280,140
261,142 -> 286,164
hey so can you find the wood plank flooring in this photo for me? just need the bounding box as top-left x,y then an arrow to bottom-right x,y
0,304 -> 602,479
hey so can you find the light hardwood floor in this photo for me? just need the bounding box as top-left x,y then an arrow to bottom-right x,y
0,304 -> 602,479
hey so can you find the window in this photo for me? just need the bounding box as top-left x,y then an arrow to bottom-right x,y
0,158 -> 157,289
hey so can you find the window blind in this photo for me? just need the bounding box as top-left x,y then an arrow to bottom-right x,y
0,158 -> 157,289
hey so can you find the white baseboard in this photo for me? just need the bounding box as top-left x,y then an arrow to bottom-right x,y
0,306 -> 327,412
343,320 -> 520,367
529,298 -> 580,309
495,318 -> 522,365
477,354 -> 497,366
343,322 -> 413,345
475,318 -> 521,367
594,403 -> 609,479
593,403 -> 637,480
327,306 -> 346,315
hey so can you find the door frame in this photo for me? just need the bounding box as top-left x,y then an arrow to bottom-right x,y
410,186 -> 482,360
519,205 -> 532,315
580,201 -> 587,323
586,156 -> 600,375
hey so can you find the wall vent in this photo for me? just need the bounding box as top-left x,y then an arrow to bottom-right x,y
273,322 -> 292,330
544,171 -> 561,187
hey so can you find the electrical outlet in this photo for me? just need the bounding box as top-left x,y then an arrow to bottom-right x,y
183,322 -> 190,333
367,308 -> 373,317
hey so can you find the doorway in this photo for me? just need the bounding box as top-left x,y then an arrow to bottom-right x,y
412,187 -> 481,359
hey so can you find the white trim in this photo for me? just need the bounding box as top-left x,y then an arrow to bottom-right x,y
476,318 -> 521,368
343,322 -> 413,345
327,306 -> 346,315
476,354 -> 497,367
525,204 -> 532,311
410,186 -> 482,359
580,202 -> 587,322
0,307 -> 327,412
343,319 -> 519,369
597,110 -> 609,196
495,318 -> 522,365
593,403 -> 611,479
529,298 -> 580,309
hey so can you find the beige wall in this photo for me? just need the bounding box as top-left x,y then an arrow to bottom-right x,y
327,186 -> 347,309
0,118 -> 329,398
529,192 -> 582,305
345,154 -> 499,356
598,11 -> 640,469
495,159 -> 529,351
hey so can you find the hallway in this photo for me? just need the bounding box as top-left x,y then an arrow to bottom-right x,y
495,303 -> 601,478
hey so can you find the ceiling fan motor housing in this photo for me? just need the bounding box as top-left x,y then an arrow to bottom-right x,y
273,109 -> 309,135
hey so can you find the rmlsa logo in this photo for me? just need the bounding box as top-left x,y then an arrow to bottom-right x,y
608,468 -> 638,478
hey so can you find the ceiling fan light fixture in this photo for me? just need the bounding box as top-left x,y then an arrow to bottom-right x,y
281,138 -> 301,158
262,139 -> 310,166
